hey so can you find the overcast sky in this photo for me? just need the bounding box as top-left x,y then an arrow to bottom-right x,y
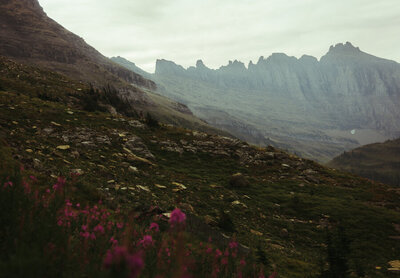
39,0 -> 400,72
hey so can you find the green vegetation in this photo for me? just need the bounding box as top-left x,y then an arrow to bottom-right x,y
328,139 -> 400,187
1,56 -> 400,277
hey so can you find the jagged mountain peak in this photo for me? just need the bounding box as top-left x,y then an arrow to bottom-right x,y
220,59 -> 246,71
327,41 -> 361,55
196,59 -> 206,68
155,59 -> 186,75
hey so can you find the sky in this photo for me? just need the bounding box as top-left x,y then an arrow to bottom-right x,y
39,0 -> 400,72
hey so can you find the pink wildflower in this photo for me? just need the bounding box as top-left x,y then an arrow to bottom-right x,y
29,175 -> 38,182
110,236 -> 118,245
149,222 -> 160,232
53,176 -> 66,191
240,259 -> 246,266
169,208 -> 186,226
81,225 -> 88,231
229,241 -> 238,249
221,257 -> 228,265
80,231 -> 90,238
3,181 -> 13,189
215,249 -> 222,258
117,222 -> 124,229
94,224 -> 105,234
90,233 -> 96,240
139,235 -> 153,247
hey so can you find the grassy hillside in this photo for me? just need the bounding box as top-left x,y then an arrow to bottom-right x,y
328,139 -> 400,187
1,58 -> 400,277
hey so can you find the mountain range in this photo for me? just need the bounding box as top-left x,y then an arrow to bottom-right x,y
112,43 -> 400,161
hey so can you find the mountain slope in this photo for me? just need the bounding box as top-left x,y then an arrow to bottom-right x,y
0,0 -> 154,89
113,43 -> 400,162
0,0 -> 226,135
2,57 -> 400,277
328,138 -> 400,187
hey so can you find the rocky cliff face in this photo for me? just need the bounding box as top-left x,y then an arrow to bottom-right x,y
147,42 -> 400,161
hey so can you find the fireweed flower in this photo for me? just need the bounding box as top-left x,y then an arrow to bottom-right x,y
169,208 -> 186,226
229,241 -> 238,249
53,176 -> 66,191
94,224 -> 105,234
139,235 -> 153,247
80,231 -> 90,239
110,236 -> 118,245
3,181 -> 13,188
149,222 -> 159,232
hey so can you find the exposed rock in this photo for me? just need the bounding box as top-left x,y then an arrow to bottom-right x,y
128,120 -> 146,129
123,135 -> 155,160
250,229 -> 263,236
172,182 -> 187,192
231,200 -> 248,208
123,147 -> 155,166
280,228 -> 289,238
71,169 -> 84,175
204,215 -> 218,226
129,166 -> 139,173
137,185 -> 150,192
56,145 -> 70,150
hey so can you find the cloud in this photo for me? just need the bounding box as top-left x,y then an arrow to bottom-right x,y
39,0 -> 400,72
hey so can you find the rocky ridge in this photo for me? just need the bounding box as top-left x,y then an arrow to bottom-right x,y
114,42 -> 400,161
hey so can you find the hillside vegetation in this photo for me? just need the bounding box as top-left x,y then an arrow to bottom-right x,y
328,139 -> 400,187
1,56 -> 400,277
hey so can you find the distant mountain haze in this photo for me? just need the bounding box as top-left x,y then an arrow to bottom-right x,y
112,42 -> 400,161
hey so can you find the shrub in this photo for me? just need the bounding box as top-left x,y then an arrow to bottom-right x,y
229,173 -> 249,188
81,85 -> 105,112
145,112 -> 159,128
217,210 -> 236,233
